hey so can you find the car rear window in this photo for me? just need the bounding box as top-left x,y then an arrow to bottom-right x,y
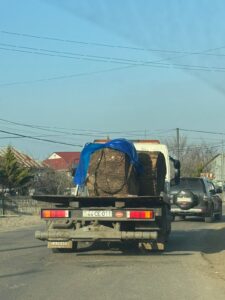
171,178 -> 205,193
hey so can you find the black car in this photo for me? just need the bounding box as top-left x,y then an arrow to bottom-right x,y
170,177 -> 223,222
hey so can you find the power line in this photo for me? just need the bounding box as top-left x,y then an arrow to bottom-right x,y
2,118 -> 225,147
0,132 -> 68,138
1,53 -> 225,88
0,117 -> 175,138
1,29 -> 225,58
0,60 -> 220,88
168,143 -> 223,152
0,120 -> 222,152
0,42 -> 163,64
0,129 -> 83,147
0,118 -> 110,138
1,32 -> 225,88
0,136 -> 24,140
1,29 -> 165,52
0,45 -> 130,65
0,65 -> 135,87
1,42 -> 225,72
65,5 -> 225,97
180,128 -> 225,136
0,134 -> 65,139
0,121 -> 75,137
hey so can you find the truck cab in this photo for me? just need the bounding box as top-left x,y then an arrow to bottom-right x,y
133,140 -> 171,195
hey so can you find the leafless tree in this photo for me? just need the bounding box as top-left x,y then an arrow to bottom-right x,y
32,168 -> 74,195
164,136 -> 218,177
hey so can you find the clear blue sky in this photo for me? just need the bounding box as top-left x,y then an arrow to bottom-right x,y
1,0 -> 225,160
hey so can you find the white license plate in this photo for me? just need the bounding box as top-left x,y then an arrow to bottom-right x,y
177,197 -> 192,203
48,241 -> 72,249
82,210 -> 112,218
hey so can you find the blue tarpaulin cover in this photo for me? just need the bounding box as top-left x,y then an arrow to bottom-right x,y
74,138 -> 142,186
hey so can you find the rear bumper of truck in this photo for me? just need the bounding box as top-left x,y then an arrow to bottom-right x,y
35,226 -> 158,242
35,205 -> 169,250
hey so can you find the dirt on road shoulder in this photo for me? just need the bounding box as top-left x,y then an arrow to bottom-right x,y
201,225 -> 225,281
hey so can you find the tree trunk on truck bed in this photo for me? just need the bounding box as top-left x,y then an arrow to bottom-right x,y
86,148 -> 139,196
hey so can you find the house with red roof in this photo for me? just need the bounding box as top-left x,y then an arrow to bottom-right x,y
43,152 -> 80,173
0,147 -> 43,169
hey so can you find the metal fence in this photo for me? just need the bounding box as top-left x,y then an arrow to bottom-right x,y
0,196 -> 53,216
0,198 -> 4,216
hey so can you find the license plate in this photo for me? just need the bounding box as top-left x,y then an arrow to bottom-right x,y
82,210 -> 112,218
48,241 -> 72,249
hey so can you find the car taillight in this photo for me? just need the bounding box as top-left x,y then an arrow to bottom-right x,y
127,210 -> 154,219
41,210 -> 69,218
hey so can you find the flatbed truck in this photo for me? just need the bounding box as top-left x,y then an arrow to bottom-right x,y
34,140 -> 179,252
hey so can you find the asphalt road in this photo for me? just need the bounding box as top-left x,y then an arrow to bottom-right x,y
0,216 -> 225,300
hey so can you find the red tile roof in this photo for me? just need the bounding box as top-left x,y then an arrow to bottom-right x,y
43,152 -> 80,171
55,152 -> 80,164
43,158 -> 68,171
0,147 -> 43,168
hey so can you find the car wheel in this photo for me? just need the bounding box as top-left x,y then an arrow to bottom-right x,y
214,209 -> 222,221
204,206 -> 214,223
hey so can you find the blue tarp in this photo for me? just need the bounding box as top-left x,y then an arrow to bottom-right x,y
74,138 -> 142,186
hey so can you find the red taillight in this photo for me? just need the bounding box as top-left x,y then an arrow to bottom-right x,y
127,210 -> 154,219
41,210 -> 69,218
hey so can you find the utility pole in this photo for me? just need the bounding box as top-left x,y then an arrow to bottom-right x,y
176,128 -> 180,161
221,138 -> 224,196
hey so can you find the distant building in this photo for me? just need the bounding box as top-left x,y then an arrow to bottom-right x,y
0,147 -> 43,169
0,147 -> 44,195
43,152 -> 80,173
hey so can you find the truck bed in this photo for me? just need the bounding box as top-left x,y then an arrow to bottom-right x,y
32,194 -> 168,208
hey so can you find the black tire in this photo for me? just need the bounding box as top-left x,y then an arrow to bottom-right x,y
205,207 -> 214,223
164,232 -> 170,243
214,209 -> 222,221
